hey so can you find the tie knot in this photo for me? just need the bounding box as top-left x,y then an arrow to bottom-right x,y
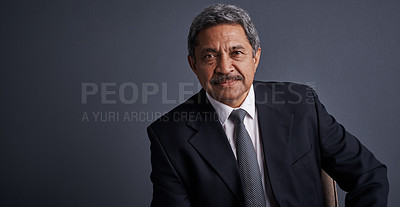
229,109 -> 247,125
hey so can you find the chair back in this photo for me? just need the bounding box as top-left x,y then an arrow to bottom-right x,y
321,170 -> 338,207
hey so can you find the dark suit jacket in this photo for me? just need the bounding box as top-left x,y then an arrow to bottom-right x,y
147,81 -> 389,207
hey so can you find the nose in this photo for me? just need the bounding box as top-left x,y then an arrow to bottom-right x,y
216,53 -> 234,74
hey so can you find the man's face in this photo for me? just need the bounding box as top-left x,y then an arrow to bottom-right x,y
188,24 -> 261,108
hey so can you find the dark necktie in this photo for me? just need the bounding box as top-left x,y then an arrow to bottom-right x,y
229,109 -> 266,207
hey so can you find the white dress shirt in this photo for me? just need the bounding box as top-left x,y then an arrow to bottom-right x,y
206,84 -> 270,207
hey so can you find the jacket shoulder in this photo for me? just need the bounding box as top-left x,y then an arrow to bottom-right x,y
147,90 -> 205,133
253,81 -> 317,105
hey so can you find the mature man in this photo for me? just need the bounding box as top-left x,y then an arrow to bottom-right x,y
147,4 -> 389,207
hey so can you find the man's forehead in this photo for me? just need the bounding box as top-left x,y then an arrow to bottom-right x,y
197,24 -> 246,40
195,24 -> 251,52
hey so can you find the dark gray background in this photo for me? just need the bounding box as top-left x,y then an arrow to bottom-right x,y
1,0 -> 399,206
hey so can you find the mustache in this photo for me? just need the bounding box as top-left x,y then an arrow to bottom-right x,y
209,74 -> 243,85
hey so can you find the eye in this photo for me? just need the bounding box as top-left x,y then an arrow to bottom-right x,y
201,53 -> 218,63
203,54 -> 216,59
231,50 -> 244,57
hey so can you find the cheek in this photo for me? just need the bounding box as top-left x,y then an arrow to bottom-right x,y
241,66 -> 256,84
237,63 -> 256,77
197,70 -> 212,84
247,72 -> 256,83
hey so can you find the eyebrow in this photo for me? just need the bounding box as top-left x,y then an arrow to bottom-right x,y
200,48 -> 218,55
200,45 -> 246,54
231,45 -> 245,50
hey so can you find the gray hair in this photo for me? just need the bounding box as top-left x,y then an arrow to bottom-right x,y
188,4 -> 260,58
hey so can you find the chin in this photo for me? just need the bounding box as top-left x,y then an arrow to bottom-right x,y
215,93 -> 242,103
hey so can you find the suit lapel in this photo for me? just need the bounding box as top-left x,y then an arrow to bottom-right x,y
254,82 -> 294,203
187,90 -> 244,203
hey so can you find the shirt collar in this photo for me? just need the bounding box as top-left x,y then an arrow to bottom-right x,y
206,84 -> 256,125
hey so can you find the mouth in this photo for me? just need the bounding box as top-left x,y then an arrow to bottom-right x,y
210,75 -> 243,87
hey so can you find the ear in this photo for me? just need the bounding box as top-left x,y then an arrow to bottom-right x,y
188,55 -> 197,74
253,47 -> 261,72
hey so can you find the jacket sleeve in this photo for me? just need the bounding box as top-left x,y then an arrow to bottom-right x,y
311,89 -> 389,207
147,125 -> 191,207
